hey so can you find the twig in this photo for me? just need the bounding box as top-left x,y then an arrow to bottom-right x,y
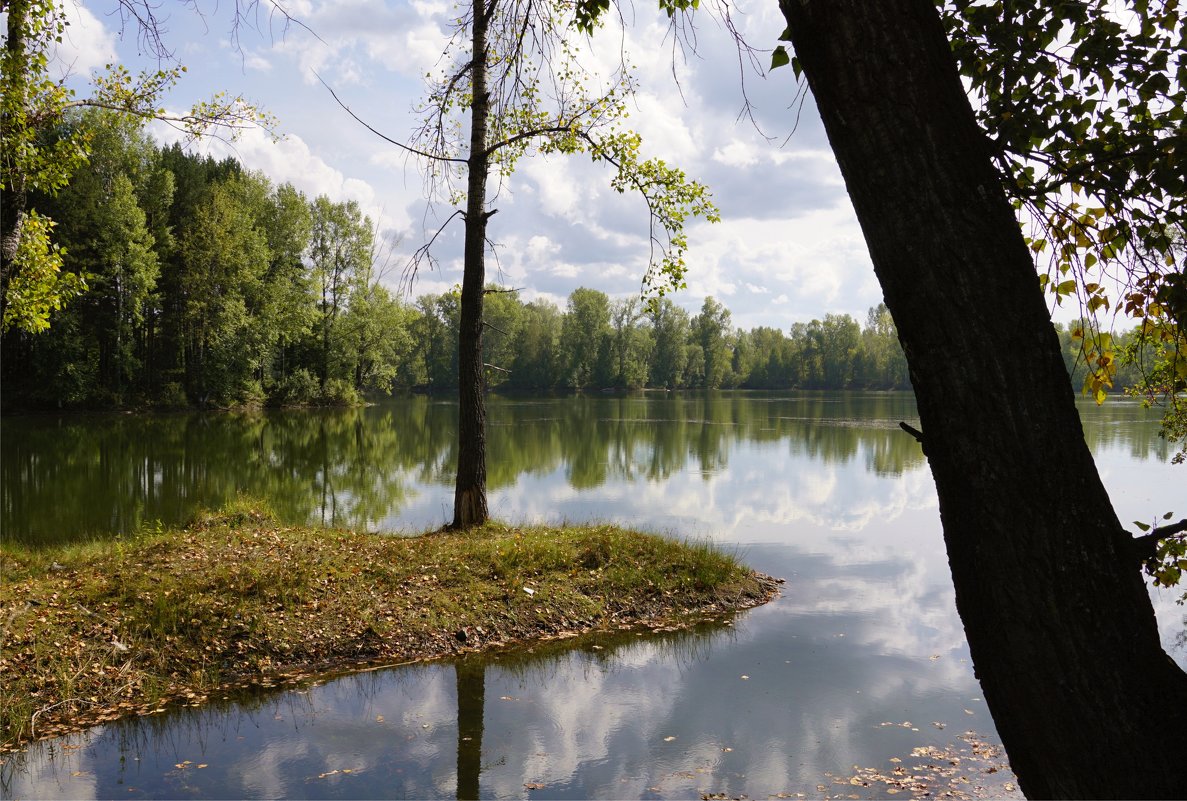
402,210 -> 464,293
899,421 -> 925,444
315,73 -> 466,165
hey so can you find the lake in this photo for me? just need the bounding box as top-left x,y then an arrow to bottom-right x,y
2,392 -> 1182,799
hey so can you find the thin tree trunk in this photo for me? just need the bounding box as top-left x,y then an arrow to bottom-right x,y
777,1 -> 1187,797
452,0 -> 492,529
321,281 -> 330,390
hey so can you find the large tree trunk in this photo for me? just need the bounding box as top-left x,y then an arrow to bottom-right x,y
776,1 -> 1187,797
453,0 -> 491,529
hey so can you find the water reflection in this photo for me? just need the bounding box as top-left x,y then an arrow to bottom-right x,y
4,535 -> 1019,800
3,393 -> 938,543
8,392 -> 1171,546
2,393 -> 1178,799
455,660 -> 483,801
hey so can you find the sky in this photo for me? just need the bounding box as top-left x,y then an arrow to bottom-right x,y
48,0 -> 889,331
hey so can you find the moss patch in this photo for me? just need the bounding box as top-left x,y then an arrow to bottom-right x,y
0,502 -> 778,750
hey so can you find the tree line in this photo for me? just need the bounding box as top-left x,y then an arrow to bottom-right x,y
0,111 -> 415,409
0,111 -> 1155,411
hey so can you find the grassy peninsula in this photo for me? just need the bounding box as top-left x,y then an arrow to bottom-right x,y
0,502 -> 778,750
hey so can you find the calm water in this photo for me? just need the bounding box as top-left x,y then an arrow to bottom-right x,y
2,392 -> 1182,799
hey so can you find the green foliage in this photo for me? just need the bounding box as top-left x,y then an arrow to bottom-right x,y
1135,511 -> 1187,603
412,0 -> 717,299
308,195 -> 374,390
692,296 -> 733,388
1122,317 -> 1187,462
609,297 -> 650,389
0,0 -> 87,196
510,300 -> 563,390
0,210 -> 85,333
13,115 -> 1165,408
275,368 -> 320,406
941,0 -> 1185,458
561,287 -> 612,388
0,116 -> 423,410
320,377 -> 361,407
551,131 -> 720,298
649,299 -> 691,389
0,0 -> 274,335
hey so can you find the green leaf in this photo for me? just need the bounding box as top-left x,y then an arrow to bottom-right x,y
1134,521 -> 1151,532
771,46 -> 790,71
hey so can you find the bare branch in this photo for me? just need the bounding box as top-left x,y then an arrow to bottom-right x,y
402,209 -> 465,295
899,421 -> 925,444
316,73 -> 467,165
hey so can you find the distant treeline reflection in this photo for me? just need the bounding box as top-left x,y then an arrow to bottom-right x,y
1,393 -> 1169,544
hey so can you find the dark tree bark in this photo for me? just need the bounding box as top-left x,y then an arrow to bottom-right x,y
1,0 -> 31,323
452,0 -> 491,529
775,1 -> 1187,797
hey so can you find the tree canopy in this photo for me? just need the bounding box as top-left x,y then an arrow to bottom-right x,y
1,0 -> 273,334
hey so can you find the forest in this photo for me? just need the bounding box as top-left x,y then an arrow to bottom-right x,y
0,111 -> 1150,411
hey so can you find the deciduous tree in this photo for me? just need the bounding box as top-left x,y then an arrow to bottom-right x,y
334,0 -> 718,527
774,0 -> 1187,795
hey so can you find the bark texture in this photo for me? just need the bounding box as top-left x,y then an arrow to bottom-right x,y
776,1 -> 1187,797
453,0 -> 491,529
1,0 -> 30,320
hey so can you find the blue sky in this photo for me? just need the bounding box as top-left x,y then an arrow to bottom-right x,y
51,0 -> 888,331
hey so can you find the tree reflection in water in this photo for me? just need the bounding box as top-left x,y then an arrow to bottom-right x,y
2,392 -> 1173,546
455,658 -> 484,800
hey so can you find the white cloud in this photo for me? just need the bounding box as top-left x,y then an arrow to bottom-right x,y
244,52 -> 273,72
50,1 -> 118,77
87,0 -> 877,332
714,141 -> 761,168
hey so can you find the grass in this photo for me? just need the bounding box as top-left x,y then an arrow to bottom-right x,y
0,499 -> 777,750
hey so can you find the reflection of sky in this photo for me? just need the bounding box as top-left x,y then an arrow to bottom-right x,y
6,397 -> 1180,799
